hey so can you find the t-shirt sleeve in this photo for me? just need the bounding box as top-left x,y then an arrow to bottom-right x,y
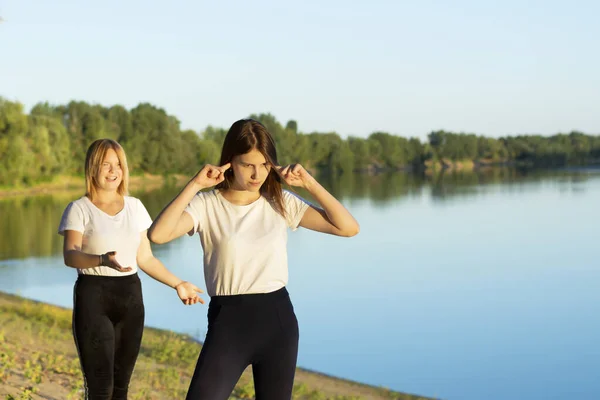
58,202 -> 85,236
135,198 -> 153,232
184,192 -> 206,236
283,190 -> 311,231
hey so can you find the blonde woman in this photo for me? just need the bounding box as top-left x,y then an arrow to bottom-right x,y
58,139 -> 204,400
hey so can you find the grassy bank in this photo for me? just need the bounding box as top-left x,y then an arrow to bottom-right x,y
0,292 -> 433,400
0,174 -> 189,200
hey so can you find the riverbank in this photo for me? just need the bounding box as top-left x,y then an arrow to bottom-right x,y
0,174 -> 189,200
0,291 -> 433,400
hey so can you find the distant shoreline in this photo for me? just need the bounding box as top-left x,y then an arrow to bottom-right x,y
2,164 -> 599,201
0,174 -> 189,200
0,290 -> 432,399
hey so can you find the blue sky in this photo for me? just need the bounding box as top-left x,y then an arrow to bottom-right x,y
1,0 -> 598,139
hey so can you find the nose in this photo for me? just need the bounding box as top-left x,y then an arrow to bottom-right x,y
251,166 -> 265,181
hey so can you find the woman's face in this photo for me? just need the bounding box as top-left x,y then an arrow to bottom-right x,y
230,149 -> 272,192
95,148 -> 123,192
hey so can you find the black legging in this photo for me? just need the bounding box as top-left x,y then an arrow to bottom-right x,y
72,273 -> 145,400
186,287 -> 299,400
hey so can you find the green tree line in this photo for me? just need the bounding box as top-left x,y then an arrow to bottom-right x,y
1,97 -> 599,186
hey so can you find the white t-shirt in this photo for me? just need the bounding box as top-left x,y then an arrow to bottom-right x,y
58,196 -> 153,276
185,189 -> 310,296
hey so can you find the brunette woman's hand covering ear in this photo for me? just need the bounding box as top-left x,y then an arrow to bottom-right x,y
276,164 -> 315,189
192,163 -> 231,189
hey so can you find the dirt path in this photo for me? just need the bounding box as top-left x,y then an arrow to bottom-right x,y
0,292 -> 432,400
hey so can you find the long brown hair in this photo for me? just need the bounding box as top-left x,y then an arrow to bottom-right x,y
216,119 -> 285,217
84,139 -> 129,200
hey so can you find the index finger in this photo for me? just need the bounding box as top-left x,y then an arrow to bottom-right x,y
273,165 -> 287,178
192,285 -> 204,293
219,163 -> 231,171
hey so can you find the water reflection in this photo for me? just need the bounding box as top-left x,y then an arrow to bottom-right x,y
1,168 -> 598,261
316,167 -> 599,205
0,195 -> 69,260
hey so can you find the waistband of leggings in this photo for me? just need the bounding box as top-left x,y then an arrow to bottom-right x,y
210,287 -> 289,306
76,272 -> 140,284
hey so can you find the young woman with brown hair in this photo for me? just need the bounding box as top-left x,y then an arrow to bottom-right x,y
148,119 -> 360,399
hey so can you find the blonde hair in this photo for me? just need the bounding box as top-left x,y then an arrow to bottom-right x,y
84,139 -> 129,200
